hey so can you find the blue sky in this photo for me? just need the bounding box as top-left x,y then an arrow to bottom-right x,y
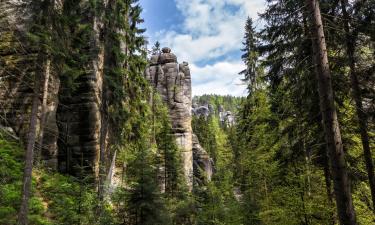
139,0 -> 266,96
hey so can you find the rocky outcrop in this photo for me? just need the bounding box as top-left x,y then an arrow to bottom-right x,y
56,72 -> 103,177
0,1 -> 104,176
193,134 -> 213,185
145,47 -> 194,188
192,103 -> 236,127
0,6 -> 60,168
219,110 -> 235,127
192,106 -> 210,118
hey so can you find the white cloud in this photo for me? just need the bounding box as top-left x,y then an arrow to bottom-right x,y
191,61 -> 247,96
152,0 -> 266,96
156,0 -> 265,62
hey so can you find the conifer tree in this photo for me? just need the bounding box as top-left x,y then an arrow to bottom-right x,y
239,17 -> 259,93
18,1 -> 55,224
152,41 -> 161,55
235,1 -> 351,223
306,0 -> 357,224
340,0 -> 375,212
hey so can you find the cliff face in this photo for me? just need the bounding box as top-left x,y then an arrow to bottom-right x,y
145,47 -> 194,188
1,37 -> 213,188
145,47 -> 214,188
0,2 -> 103,178
56,71 -> 103,177
0,3 -> 59,168
193,134 -> 213,185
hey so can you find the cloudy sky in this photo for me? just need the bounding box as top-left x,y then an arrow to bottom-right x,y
139,0 -> 266,96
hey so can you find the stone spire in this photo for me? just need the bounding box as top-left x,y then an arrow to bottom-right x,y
145,47 -> 194,189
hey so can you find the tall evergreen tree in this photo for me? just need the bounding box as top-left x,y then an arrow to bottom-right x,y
306,0 -> 357,224
18,1 -> 55,224
339,0 -> 375,212
239,17 -> 259,93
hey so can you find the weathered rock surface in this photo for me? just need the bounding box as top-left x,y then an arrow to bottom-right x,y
145,48 -> 214,189
219,106 -> 235,127
193,134 -> 213,185
57,66 -> 103,177
192,106 -> 210,118
145,49 -> 194,188
0,1 -> 104,176
0,6 -> 59,168
193,102 -> 236,127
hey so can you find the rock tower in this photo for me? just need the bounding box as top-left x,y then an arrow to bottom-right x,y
144,47 -> 194,188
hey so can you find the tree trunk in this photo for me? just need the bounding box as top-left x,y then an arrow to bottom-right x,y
340,0 -> 375,213
98,0 -> 115,212
306,0 -> 357,224
18,63 -> 42,225
323,149 -> 337,225
36,57 -> 51,163
98,88 -> 108,204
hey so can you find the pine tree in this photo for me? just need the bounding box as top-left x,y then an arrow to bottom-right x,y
340,0 -> 375,212
235,0 -> 349,223
239,17 -> 259,93
18,1 -> 55,224
306,0 -> 357,224
152,41 -> 161,55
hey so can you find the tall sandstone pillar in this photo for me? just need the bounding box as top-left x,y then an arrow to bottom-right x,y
145,47 -> 194,189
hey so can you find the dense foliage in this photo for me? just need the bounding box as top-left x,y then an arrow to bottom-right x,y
1,0 -> 374,224
0,132 -> 99,225
232,1 -> 375,224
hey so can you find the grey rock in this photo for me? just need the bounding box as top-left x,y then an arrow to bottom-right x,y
193,134 -> 213,185
159,52 -> 177,64
145,48 -> 214,190
145,48 -> 194,189
193,106 -> 210,118
219,110 -> 236,127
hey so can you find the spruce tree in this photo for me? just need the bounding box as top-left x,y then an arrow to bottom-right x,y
306,0 -> 357,223
340,0 -> 375,212
18,1 -> 55,224
239,17 -> 259,93
152,41 -> 161,55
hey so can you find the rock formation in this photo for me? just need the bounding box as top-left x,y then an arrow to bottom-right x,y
145,47 -> 215,189
219,106 -> 236,127
193,134 -> 213,185
56,71 -> 103,177
1,41 -> 214,188
192,105 -> 211,118
145,47 -> 194,188
192,103 -> 236,127
0,7 -> 60,168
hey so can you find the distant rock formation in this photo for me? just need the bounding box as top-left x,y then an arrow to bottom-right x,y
219,109 -> 236,127
192,103 -> 236,127
192,106 -> 211,118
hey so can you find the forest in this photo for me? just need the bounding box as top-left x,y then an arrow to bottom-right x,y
0,0 -> 374,224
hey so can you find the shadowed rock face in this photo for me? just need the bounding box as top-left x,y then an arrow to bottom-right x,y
145,47 -> 194,188
193,134 -> 213,185
0,2 -> 59,168
192,106 -> 210,118
57,66 -> 103,177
